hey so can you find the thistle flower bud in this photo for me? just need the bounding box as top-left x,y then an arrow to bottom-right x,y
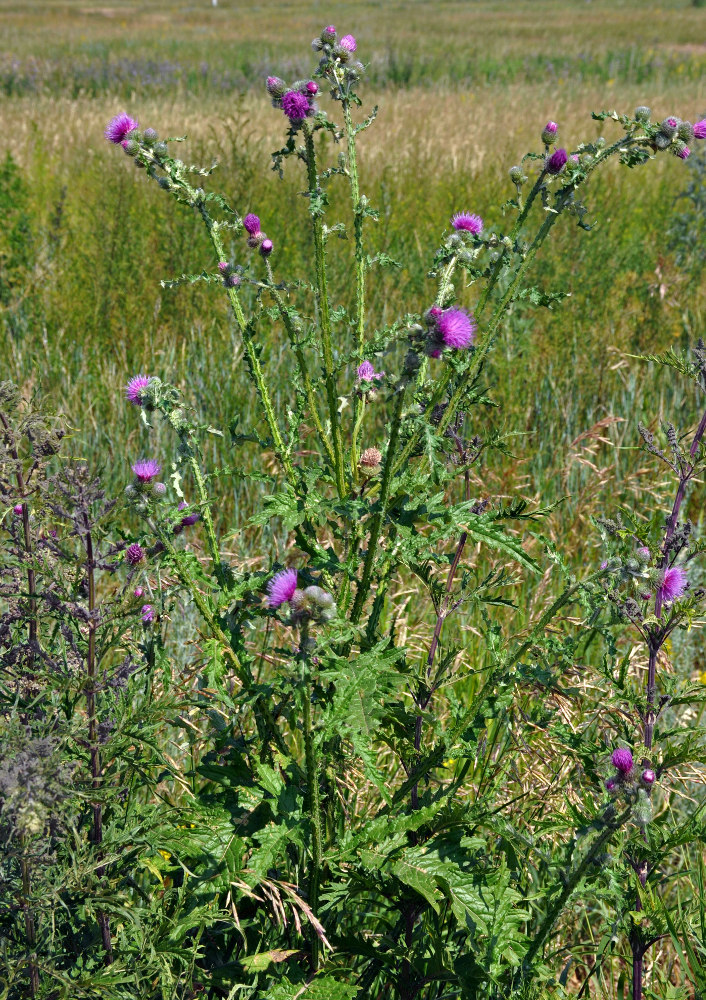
154,141 -> 168,157
633,788 -> 652,826
122,139 -> 140,156
134,587 -> 144,598
0,381 -> 20,409
152,482 -> 167,497
634,106 -> 651,122
126,543 -> 144,565
321,25 -> 337,44
509,165 -> 526,184
260,238 -> 274,257
306,80 -> 318,95
641,768 -> 656,786
542,120 -> 558,145
611,747 -> 633,774
340,34 -> 357,52
678,120 -> 694,142
266,75 -> 286,98
303,585 -> 337,622
141,604 -> 155,624
605,778 -> 616,791
142,127 -> 158,145
13,503 -> 23,516
359,447 -> 383,476
333,43 -> 351,62
311,37 -> 324,51
672,140 -> 690,160
660,116 -> 679,138
158,176 -> 171,190
636,546 -> 650,562
653,132 -> 671,150
545,147 -> 568,175
243,213 -> 261,235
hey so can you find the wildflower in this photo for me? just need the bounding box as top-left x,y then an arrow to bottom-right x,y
600,560 -> 608,570
134,587 -> 144,598
359,447 -> 382,476
611,747 -> 633,774
125,374 -> 151,406
438,308 -> 477,349
451,212 -> 483,234
13,503 -> 23,515
694,119 -> 706,139
282,90 -> 312,123
321,25 -> 337,43
105,113 -> 139,144
243,214 -> 261,235
546,148 -> 568,175
267,567 -> 298,608
339,34 -> 357,52
541,120 -> 558,144
570,154 -> 580,163
260,238 -> 274,257
641,769 -> 656,785
674,143 -> 691,160
218,261 -> 229,273
657,565 -> 687,604
126,543 -> 144,565
660,117 -> 679,138
266,76 -> 286,98
131,459 -> 162,483
306,81 -> 318,94
357,360 -> 384,382
141,604 -> 154,623
178,500 -> 200,527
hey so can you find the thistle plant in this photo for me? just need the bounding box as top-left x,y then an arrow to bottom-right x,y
2,23 -> 706,1000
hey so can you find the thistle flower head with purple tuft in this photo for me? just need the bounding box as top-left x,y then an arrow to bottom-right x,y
141,604 -> 154,624
267,568 -> 298,608
105,112 -> 139,144
339,34 -> 357,52
243,214 -> 261,235
282,90 -> 313,123
546,148 -> 568,175
131,459 -> 162,483
357,360 -> 384,382
695,119 -> 706,139
126,543 -> 144,566
657,565 -> 687,605
451,212 -> 483,234
125,374 -> 151,406
437,308 -> 477,350
611,747 -> 633,774
178,500 -> 200,527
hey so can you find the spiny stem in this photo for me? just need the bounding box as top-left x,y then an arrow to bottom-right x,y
301,621 -> 323,970
264,261 -> 335,466
351,384 -> 407,624
303,123 -> 346,498
19,836 -> 38,997
188,454 -> 225,587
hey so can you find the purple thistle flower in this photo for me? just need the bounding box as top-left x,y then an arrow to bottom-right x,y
306,80 -> 318,94
611,747 -> 633,774
677,145 -> 691,160
451,212 -> 483,234
105,112 -> 139,144
600,560 -> 608,570
641,769 -> 656,785
178,500 -> 200,527
126,542 -> 144,565
134,587 -> 144,598
125,374 -> 151,406
357,360 -> 384,381
243,213 -> 261,235
282,90 -> 312,123
694,119 -> 706,139
267,567 -> 298,608
438,308 -> 477,349
657,566 -> 687,604
636,546 -> 650,561
266,75 -> 286,97
218,261 -> 229,273
13,503 -> 23,515
546,148 -> 568,175
260,238 -> 274,256
570,154 -> 580,163
131,459 -> 162,483
141,604 -> 154,623
544,120 -> 558,134
605,778 -> 616,791
339,34 -> 357,52
666,116 -> 679,129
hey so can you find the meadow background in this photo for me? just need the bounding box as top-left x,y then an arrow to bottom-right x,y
2,0 -> 706,567
2,1 -> 706,995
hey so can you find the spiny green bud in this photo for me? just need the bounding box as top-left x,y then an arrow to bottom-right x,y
154,141 -> 169,157
143,128 -> 158,145
158,176 -> 171,190
509,165 -> 526,185
321,25 -> 337,44
123,139 -> 140,156
678,120 -> 694,142
634,106 -> 651,122
671,138 -> 690,159
653,132 -> 671,150
333,43 -> 351,63
0,380 -> 20,410
660,116 -> 679,138
311,36 -> 324,51
303,585 -> 337,622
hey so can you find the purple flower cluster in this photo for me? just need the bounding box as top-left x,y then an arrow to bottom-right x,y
266,75 -> 318,129
242,212 -> 274,257
356,360 -> 384,382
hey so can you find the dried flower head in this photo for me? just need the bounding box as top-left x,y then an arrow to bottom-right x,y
611,747 -> 633,774
105,112 -> 139,144
267,568 -> 298,608
657,566 -> 687,604
125,374 -> 151,406
131,459 -> 162,483
451,212 -> 483,234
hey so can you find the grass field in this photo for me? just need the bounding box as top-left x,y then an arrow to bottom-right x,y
2,0 -> 706,561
